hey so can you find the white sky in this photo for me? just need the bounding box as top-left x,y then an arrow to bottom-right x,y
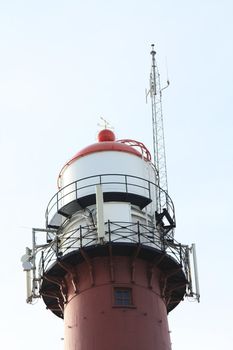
0,0 -> 232,349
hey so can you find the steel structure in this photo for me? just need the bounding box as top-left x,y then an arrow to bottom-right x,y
148,44 -> 169,216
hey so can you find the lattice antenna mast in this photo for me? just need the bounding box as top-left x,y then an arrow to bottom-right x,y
149,45 -> 169,212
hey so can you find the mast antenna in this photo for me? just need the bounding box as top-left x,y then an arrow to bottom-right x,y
147,44 -> 170,214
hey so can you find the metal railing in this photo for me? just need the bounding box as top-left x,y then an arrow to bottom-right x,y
25,222 -> 200,304
37,221 -> 186,279
45,173 -> 175,228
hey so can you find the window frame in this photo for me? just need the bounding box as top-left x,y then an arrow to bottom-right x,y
112,286 -> 136,308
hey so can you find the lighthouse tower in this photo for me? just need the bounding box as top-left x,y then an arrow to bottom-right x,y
45,128 -> 186,350
22,47 -> 199,350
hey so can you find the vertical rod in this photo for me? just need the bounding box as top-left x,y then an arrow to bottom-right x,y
75,181 -> 78,200
108,220 -> 111,242
125,175 -> 128,193
137,221 -> 141,243
192,243 -> 200,302
57,192 -> 59,212
26,269 -> 32,302
148,180 -> 151,199
46,209 -> 48,228
80,225 -> 82,247
55,234 -> 59,258
41,251 -> 44,275
96,184 -> 105,243
185,246 -> 193,294
32,229 -> 37,296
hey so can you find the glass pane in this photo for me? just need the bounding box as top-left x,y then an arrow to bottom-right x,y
114,288 -> 132,306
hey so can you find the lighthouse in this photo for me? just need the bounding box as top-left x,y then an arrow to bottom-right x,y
22,47 -> 199,350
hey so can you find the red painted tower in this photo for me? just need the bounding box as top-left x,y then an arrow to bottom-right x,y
22,47 -> 199,350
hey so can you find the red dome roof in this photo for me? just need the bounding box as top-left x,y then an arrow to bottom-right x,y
58,129 -> 151,188
68,129 -> 145,162
69,140 -> 142,161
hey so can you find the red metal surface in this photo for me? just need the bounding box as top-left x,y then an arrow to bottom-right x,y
69,141 -> 142,161
64,256 -> 171,350
98,129 -> 116,142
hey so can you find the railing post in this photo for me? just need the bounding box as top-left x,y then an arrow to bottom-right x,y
56,192 -> 59,212
161,231 -> 166,252
80,225 -> 82,248
137,221 -> 140,243
75,181 -> 78,200
179,243 -> 182,265
166,192 -> 169,212
41,251 -> 44,275
55,234 -> 59,259
108,220 -> 111,242
125,175 -> 128,193
148,181 -> 151,199
45,209 -> 48,228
